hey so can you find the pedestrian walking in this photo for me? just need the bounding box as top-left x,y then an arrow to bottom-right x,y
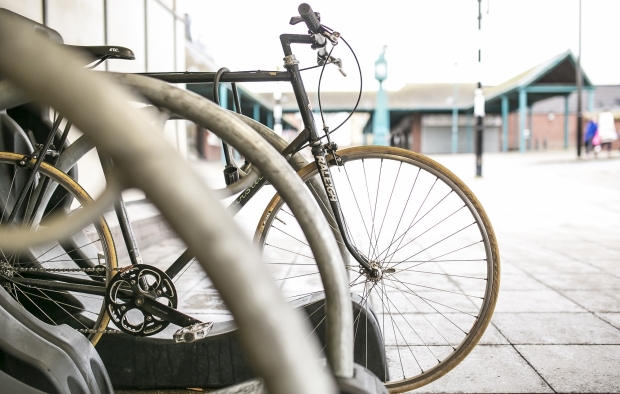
584,115 -> 598,157
597,110 -> 617,157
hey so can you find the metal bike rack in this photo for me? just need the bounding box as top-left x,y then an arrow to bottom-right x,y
113,73 -> 354,380
0,15 -> 337,394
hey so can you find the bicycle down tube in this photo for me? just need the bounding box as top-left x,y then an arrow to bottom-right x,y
143,32 -> 374,277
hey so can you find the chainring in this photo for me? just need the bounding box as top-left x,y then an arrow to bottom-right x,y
105,264 -> 177,336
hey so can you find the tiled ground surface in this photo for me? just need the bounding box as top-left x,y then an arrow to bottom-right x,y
412,151 -> 620,393
127,150 -> 620,393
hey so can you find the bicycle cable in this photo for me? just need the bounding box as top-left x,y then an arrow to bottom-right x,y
317,44 -> 336,139
293,26 -> 363,153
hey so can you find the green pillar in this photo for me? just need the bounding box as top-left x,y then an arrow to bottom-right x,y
373,47 -> 389,146
373,82 -> 390,145
218,85 -> 228,164
451,84 -> 459,153
253,103 -> 260,122
564,95 -> 569,149
466,111 -> 473,153
219,84 -> 228,109
519,89 -> 527,153
267,112 -> 274,129
501,95 -> 508,152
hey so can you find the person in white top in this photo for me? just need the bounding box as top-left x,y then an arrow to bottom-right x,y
597,110 -> 617,157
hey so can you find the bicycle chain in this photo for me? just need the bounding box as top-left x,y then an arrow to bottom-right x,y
2,263 -> 126,335
11,266 -> 125,273
76,328 -> 123,334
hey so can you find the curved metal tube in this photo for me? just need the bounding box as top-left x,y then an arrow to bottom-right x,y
229,112 -> 351,269
0,16 -> 337,394
0,176 -> 122,249
115,73 -> 354,379
0,79 -> 29,111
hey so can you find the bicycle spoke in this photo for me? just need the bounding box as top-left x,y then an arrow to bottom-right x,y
373,161 -> 402,261
256,147 -> 499,386
270,225 -> 310,247
265,243 -> 314,260
387,222 -> 477,271
377,188 -> 453,263
381,204 -> 465,266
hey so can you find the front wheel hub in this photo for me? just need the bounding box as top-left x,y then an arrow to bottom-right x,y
364,263 -> 383,282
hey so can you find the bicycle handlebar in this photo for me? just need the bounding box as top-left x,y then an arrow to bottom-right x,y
298,3 -> 322,34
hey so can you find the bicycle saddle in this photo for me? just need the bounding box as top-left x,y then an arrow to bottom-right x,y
65,45 -> 135,61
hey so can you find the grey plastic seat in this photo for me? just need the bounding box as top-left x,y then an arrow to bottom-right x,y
0,300 -> 89,393
0,286 -> 113,394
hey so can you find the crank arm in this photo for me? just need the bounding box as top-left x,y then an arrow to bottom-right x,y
137,295 -> 202,328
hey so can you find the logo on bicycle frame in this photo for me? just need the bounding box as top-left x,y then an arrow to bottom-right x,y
316,156 -> 337,202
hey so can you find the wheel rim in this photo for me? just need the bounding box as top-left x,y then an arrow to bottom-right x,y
255,146 -> 500,391
0,152 -> 117,345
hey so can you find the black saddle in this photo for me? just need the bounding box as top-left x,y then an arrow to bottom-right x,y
65,45 -> 135,61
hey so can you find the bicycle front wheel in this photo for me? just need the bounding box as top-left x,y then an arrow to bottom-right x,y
255,146 -> 500,392
0,151 -> 117,345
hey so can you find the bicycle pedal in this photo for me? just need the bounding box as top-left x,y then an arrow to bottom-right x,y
173,322 -> 213,343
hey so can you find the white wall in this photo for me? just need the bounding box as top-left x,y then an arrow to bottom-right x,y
47,0 -> 104,45
0,0 -> 189,200
0,0 -> 43,22
106,0 -> 147,73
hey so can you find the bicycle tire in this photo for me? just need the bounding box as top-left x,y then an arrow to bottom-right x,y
0,151 -> 117,345
255,146 -> 500,392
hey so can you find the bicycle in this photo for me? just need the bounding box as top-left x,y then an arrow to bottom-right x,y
0,13 -> 340,394
0,4 -> 500,392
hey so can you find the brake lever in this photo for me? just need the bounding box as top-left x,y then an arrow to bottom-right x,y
317,54 -> 347,77
289,16 -> 304,25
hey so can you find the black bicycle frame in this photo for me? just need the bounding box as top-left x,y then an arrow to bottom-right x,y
14,32 -> 374,297
142,33 -> 372,273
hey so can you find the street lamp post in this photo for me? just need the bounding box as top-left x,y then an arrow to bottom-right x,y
475,0 -> 485,177
373,46 -> 390,146
576,0 -> 583,157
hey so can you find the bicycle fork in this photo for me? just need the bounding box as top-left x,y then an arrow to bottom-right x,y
311,143 -> 378,279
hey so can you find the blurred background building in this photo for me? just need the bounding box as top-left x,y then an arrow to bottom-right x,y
1,0 -> 619,159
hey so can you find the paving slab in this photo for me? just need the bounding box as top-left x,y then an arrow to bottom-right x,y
510,259 -> 601,275
494,290 -> 586,313
498,273 -> 550,291
561,290 -> 620,313
515,345 -> 620,393
527,273 -> 620,291
413,345 -> 552,393
596,313 -> 620,330
580,259 -> 620,276
492,313 -> 620,344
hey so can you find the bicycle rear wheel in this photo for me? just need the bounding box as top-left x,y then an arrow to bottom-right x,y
255,146 -> 500,392
0,151 -> 117,345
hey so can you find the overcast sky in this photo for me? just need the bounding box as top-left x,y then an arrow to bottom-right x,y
180,0 -> 620,93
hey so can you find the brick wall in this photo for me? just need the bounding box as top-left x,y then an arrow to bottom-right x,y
410,114 -> 422,152
505,112 -> 620,151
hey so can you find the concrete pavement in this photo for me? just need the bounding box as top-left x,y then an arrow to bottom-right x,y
413,150 -> 620,393
122,150 -> 620,393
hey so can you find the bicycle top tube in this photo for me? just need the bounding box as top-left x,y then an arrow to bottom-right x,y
139,70 -> 292,84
